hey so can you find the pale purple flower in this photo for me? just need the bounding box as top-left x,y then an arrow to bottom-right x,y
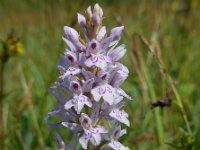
91,84 -> 117,105
64,94 -> 92,114
101,125 -> 130,150
108,141 -> 130,150
46,3 -> 132,150
84,54 -> 112,69
79,113 -> 107,149
109,108 -> 130,127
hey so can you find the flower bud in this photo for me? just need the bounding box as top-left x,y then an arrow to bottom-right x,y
94,3 -> 103,18
64,26 -> 79,43
86,6 -> 92,19
77,13 -> 86,28
92,13 -> 101,26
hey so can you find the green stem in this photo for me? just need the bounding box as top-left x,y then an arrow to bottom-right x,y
167,75 -> 192,135
143,66 -> 165,149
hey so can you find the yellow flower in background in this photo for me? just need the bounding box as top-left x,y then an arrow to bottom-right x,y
9,42 -> 24,55
2,31 -> 24,57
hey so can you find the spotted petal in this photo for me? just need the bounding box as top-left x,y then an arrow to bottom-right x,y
91,84 -> 117,105
108,141 -> 130,150
85,54 -> 111,69
64,95 -> 92,114
109,108 -> 130,127
60,66 -> 81,80
79,132 -> 90,149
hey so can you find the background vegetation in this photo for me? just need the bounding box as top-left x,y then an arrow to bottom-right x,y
0,0 -> 200,149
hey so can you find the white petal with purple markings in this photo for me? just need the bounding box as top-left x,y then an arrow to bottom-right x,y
91,84 -> 118,105
108,141 -> 130,150
109,108 -> 130,127
64,95 -> 92,114
85,54 -> 111,69
60,66 -> 81,80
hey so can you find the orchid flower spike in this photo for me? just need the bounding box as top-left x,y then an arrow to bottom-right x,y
46,3 -> 132,150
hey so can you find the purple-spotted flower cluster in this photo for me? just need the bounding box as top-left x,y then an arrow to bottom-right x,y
46,4 -> 132,150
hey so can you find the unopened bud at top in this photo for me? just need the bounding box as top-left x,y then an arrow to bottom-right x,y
86,6 -> 92,19
64,26 -> 79,43
94,3 -> 103,18
92,13 -> 101,26
77,13 -> 86,28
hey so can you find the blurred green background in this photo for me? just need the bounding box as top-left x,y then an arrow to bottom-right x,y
0,0 -> 200,149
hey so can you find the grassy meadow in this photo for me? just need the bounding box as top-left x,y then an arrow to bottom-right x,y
0,0 -> 200,149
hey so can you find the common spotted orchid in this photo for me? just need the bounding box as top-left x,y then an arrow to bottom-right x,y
46,3 -> 132,150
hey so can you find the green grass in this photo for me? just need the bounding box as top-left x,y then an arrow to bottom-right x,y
0,0 -> 200,149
